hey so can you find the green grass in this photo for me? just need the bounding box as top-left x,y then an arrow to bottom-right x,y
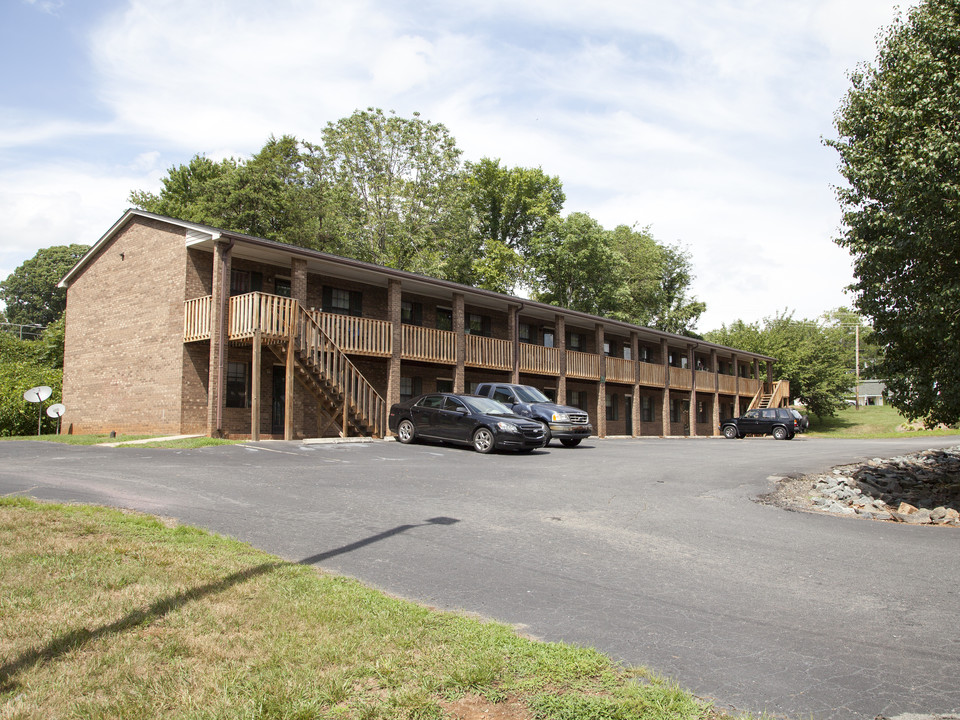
805,404 -> 960,438
0,498 -> 726,720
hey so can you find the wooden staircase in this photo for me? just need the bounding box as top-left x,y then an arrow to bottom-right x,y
748,380 -> 790,411
237,294 -> 383,438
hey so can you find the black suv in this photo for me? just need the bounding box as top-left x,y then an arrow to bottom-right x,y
720,407 -> 798,440
473,383 -> 592,447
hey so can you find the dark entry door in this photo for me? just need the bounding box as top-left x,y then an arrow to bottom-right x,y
272,366 -> 285,435
625,396 -> 633,435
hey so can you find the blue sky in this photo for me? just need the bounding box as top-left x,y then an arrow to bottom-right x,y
0,0 -> 917,330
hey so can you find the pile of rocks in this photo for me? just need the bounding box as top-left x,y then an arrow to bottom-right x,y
788,446 -> 960,526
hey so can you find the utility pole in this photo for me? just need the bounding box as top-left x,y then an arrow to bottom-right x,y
855,324 -> 861,410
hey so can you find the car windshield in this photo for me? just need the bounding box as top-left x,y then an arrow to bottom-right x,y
514,386 -> 550,403
463,397 -> 514,416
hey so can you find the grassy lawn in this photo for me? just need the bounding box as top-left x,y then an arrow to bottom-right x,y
805,404 -> 960,438
0,498 -> 723,720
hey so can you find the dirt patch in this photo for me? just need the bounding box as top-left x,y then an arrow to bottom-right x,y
438,694 -> 533,720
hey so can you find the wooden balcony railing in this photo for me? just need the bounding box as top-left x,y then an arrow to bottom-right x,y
740,377 -> 761,399
520,343 -> 561,375
403,325 -> 456,364
669,369 -> 693,391
230,293 -> 297,340
605,356 -> 634,384
183,296 -> 211,342
466,335 -> 511,370
719,374 -> 737,394
566,350 -> 602,380
696,370 -> 715,392
638,361 -> 665,387
312,311 -> 392,357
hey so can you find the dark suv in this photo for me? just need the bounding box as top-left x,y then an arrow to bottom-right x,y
474,383 -> 592,447
720,407 -> 798,440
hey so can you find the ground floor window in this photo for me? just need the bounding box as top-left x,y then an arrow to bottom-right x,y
226,361 -> 250,408
436,378 -> 453,393
568,390 -> 586,410
641,395 -> 654,423
697,400 -> 708,424
670,398 -> 686,423
400,376 -> 422,402
606,393 -> 618,421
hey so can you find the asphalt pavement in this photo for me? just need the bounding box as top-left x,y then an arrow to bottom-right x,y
1,434 -> 959,719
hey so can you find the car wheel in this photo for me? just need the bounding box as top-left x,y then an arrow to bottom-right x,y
540,423 -> 551,446
472,427 -> 495,454
559,438 -> 581,447
396,419 -> 416,444
722,425 -> 738,439
772,426 -> 788,440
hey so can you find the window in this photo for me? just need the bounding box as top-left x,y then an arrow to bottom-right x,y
467,313 -> 492,337
274,278 -> 291,297
568,391 -> 585,410
542,330 -> 555,348
603,341 -> 612,357
400,376 -> 422,402
226,362 -> 249,408
640,396 -> 654,423
639,345 -> 651,362
623,346 -> 632,361
436,378 -> 453,393
401,301 -> 423,326
669,352 -> 688,369
436,307 -> 453,331
606,393 -> 618,421
567,332 -> 586,351
519,322 -> 532,344
670,398 -> 686,423
230,270 -> 262,296
323,287 -> 362,316
697,401 -> 708,424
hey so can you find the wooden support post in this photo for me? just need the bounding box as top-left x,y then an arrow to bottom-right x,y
284,323 -> 295,441
661,339 -> 670,436
251,329 -> 261,441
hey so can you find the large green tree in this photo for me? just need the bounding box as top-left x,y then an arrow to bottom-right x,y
706,312 -> 852,419
527,213 -> 630,316
131,136 -> 335,252
318,108 -> 470,277
0,244 -> 89,327
827,0 -> 960,424
609,225 -> 706,334
464,158 -> 565,293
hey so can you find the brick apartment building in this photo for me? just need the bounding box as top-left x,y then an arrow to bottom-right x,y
59,210 -> 785,440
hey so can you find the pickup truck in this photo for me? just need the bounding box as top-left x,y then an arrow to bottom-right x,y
474,383 -> 593,447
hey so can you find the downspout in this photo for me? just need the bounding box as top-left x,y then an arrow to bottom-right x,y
216,237 -> 235,435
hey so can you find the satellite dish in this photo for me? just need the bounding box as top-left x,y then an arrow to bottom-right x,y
47,403 -> 65,418
24,386 -> 52,403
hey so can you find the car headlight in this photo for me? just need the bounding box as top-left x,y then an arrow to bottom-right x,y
496,421 -> 520,433
551,412 -> 569,422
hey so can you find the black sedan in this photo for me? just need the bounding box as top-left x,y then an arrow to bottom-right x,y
388,393 -> 547,453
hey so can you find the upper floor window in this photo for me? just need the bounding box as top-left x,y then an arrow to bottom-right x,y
230,270 -> 262,296
519,322 -> 533,344
639,345 -> 652,363
623,346 -> 632,361
567,332 -> 586,351
603,341 -> 613,357
436,307 -> 453,331
323,287 -> 362,317
542,329 -> 555,348
669,352 -> 688,369
467,313 -> 492,337
401,301 -> 423,326
274,278 -> 291,298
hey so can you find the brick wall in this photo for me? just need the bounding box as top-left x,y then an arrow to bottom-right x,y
62,217 -> 189,435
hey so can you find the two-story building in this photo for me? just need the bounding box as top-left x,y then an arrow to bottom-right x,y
59,210 -> 788,440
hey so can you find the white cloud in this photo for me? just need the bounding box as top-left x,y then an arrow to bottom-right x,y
0,0 -> 921,330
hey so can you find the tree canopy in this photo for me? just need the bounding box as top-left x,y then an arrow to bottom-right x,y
826,0 -> 960,424
130,109 -> 706,333
0,244 -> 90,327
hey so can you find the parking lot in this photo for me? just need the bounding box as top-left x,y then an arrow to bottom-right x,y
2,435 -> 959,719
